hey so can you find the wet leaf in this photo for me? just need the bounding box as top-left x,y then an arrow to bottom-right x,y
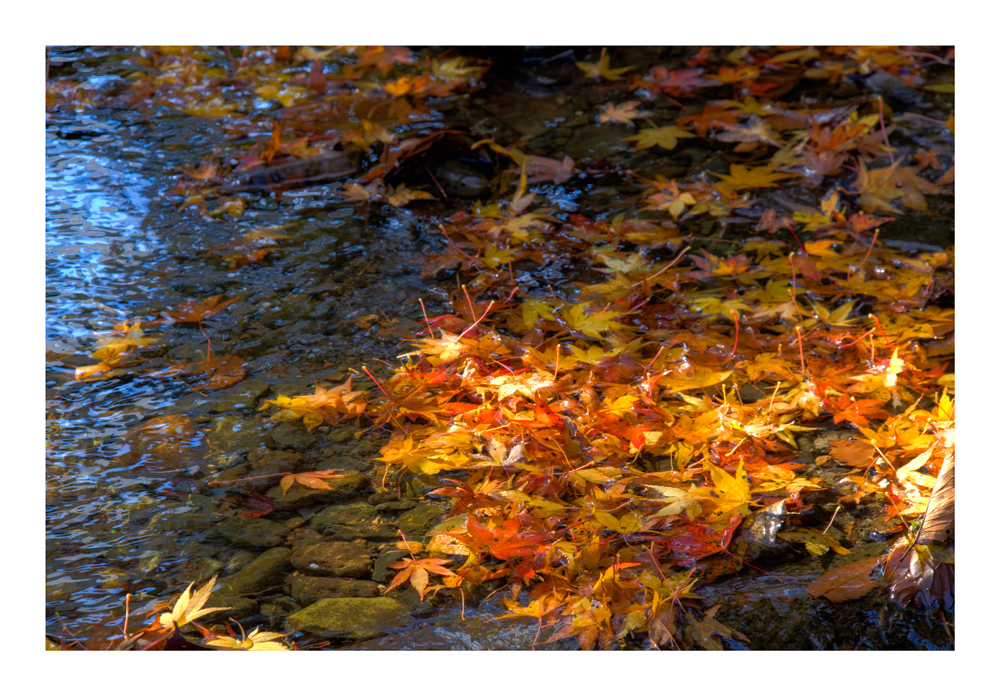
807,556 -> 882,602
623,126 -> 696,151
577,48 -> 633,81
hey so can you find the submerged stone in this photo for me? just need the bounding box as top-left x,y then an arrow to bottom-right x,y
208,516 -> 289,548
289,575 -> 381,604
290,541 -> 373,578
397,503 -> 449,537
285,597 -> 413,640
208,380 -> 270,413
267,470 -> 369,510
219,547 -> 293,596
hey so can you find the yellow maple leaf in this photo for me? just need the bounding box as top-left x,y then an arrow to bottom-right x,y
712,164 -> 793,191
564,303 -> 627,339
432,57 -> 486,81
387,185 -> 434,208
159,576 -> 227,631
705,460 -> 751,524
521,299 -> 557,329
206,627 -> 289,651
577,48 -> 633,81
623,125 -> 696,150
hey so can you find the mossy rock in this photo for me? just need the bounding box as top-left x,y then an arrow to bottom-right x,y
285,598 -> 413,640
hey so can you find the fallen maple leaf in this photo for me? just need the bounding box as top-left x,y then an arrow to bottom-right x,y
713,115 -> 783,150
712,164 -> 793,191
385,556 -> 457,599
159,576 -> 227,631
525,155 -> 575,184
386,184 -> 434,207
599,101 -> 652,126
807,555 -> 882,602
677,104 -> 740,136
563,303 -> 627,339
356,46 -> 415,74
205,627 -> 289,651
260,378 -> 369,429
150,295 -> 238,325
279,469 -> 350,496
577,48 -> 633,81
851,161 -> 940,214
623,125 -> 696,151
432,57 -> 486,81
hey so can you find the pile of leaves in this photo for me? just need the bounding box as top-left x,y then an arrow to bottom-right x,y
49,45 -> 954,650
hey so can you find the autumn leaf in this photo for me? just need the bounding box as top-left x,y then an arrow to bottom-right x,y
563,303 -> 627,338
811,300 -> 858,327
828,439 -> 877,469
779,528 -> 850,556
279,470 -> 349,496
386,184 -> 434,207
623,125 -> 696,151
711,164 -> 793,191
807,556 -> 882,601
150,295 -> 238,325
647,67 -> 720,96
659,365 -> 732,391
577,48 -> 633,81
525,155 -> 575,184
599,101 -> 652,126
643,179 -> 697,219
705,460 -> 751,524
677,104 -> 739,136
385,556 -> 457,599
487,371 -> 555,400
205,627 -> 289,651
520,299 -> 557,329
432,57 -> 486,81
411,329 -> 470,365
851,161 -> 940,215
159,576 -> 227,631
447,516 -> 550,561
356,46 -> 415,74
260,378 -> 369,429
85,321 -> 157,366
713,115 -> 783,150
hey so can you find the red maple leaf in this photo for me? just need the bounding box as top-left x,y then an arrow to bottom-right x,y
448,516 -> 550,560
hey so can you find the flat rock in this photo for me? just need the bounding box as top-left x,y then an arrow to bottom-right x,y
267,471 -> 369,511
266,422 -> 315,452
290,541 -> 373,578
285,598 -> 413,640
204,593 -> 259,621
308,501 -> 397,541
208,380 -> 270,413
289,576 -> 381,604
208,516 -> 288,548
397,503 -> 449,537
218,547 -> 293,596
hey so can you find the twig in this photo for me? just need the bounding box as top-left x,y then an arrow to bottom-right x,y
630,246 -> 691,288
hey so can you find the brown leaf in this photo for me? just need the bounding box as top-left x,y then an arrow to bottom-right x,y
828,439 -> 876,469
915,454 -> 954,545
807,555 -> 882,602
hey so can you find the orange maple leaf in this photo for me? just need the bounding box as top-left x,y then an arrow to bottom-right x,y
279,470 -> 350,496
150,295 -> 238,325
385,556 -> 457,599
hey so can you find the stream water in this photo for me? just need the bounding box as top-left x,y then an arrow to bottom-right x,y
45,46 -> 954,649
